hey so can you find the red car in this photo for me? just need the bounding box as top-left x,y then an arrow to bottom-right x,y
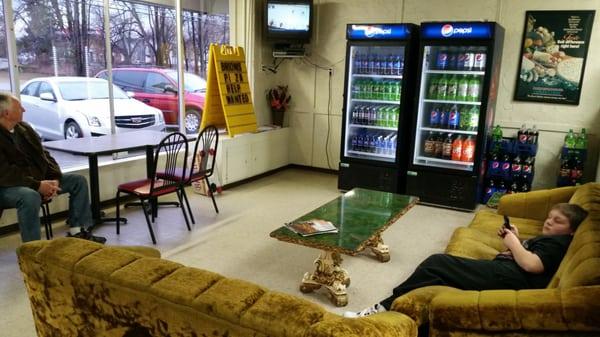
96,68 -> 206,134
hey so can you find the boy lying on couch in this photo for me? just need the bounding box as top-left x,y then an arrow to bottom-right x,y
345,203 -> 588,318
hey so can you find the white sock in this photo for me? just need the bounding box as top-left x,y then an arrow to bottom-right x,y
69,227 -> 82,235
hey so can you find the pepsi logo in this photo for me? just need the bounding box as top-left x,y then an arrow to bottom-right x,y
441,24 -> 453,37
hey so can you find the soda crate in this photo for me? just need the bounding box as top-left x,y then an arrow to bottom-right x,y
561,147 -> 587,162
557,147 -> 586,187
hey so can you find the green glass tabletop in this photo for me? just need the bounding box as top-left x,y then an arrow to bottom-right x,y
270,188 -> 418,255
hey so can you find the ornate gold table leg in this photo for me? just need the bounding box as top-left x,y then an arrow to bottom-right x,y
299,251 -> 349,307
366,234 -> 390,262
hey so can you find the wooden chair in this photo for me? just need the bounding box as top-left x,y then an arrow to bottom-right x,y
115,132 -> 190,244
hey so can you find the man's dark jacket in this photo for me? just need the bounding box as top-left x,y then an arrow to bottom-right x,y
0,121 -> 62,196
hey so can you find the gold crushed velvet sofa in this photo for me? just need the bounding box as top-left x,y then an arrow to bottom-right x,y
18,237 -> 417,337
392,183 -> 600,337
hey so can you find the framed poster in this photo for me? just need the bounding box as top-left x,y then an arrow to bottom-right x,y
514,10 -> 595,105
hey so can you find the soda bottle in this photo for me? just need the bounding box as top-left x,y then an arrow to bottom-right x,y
564,129 -> 576,149
520,179 -> 531,192
522,156 -> 534,182
459,105 -> 470,131
451,135 -> 463,161
351,106 -> 358,124
497,180 -> 507,194
467,75 -> 481,102
393,55 -> 402,75
361,53 -> 369,75
428,75 -> 439,99
442,133 -> 453,159
488,151 -> 500,175
575,128 -> 588,149
383,81 -> 391,101
351,135 -> 358,151
354,53 -> 362,74
461,136 -> 475,162
448,104 -> 460,130
439,105 -> 449,129
492,125 -> 503,142
500,154 -> 511,180
473,48 -> 487,71
436,47 -> 448,70
374,54 -> 382,75
511,155 -> 522,178
517,124 -> 528,144
463,47 -> 475,71
468,106 -> 479,131
484,179 -> 496,203
437,75 -> 448,100
457,75 -> 469,101
456,47 -> 466,71
528,125 -> 539,144
424,132 -> 435,157
570,154 -> 583,185
392,107 -> 400,127
370,106 -> 378,125
429,104 -> 440,128
447,75 -> 458,101
559,157 -> 571,182
448,47 -> 458,70
433,133 -> 444,158
394,81 -> 401,101
386,54 -> 394,75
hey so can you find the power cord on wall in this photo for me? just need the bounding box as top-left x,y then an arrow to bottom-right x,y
302,57 -> 334,170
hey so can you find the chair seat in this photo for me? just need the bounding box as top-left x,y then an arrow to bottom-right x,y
156,168 -> 209,183
118,178 -> 179,196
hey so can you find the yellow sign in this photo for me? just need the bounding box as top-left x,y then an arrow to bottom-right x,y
201,44 -> 257,137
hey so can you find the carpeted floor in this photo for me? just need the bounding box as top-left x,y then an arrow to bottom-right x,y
0,168 -> 477,335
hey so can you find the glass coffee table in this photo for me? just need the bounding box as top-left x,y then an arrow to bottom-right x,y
270,188 -> 418,306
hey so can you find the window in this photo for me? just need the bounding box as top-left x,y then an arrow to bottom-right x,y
21,82 -> 40,96
113,70 -> 146,91
144,72 -> 171,93
38,82 -> 55,99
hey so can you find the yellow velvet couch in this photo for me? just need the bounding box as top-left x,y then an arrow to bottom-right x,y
392,183 -> 600,337
17,237 -> 417,337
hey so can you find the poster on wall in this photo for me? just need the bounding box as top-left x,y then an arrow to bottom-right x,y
514,10 -> 595,105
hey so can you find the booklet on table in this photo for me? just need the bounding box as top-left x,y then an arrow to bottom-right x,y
286,219 -> 338,236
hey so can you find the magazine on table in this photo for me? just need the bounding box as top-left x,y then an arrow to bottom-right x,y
286,219 -> 338,236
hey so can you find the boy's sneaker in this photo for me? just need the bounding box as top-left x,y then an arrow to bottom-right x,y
343,303 -> 386,318
67,229 -> 107,244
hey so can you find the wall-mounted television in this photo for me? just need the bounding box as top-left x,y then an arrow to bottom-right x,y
264,0 -> 313,43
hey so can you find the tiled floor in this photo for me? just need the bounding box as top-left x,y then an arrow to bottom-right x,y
0,168 -> 476,336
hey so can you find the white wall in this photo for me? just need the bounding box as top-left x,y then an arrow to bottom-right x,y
255,0 -> 600,188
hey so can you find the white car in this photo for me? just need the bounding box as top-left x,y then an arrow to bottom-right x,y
20,76 -> 165,140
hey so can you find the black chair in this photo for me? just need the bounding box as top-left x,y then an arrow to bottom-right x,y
115,132 -> 190,244
158,125 -> 219,224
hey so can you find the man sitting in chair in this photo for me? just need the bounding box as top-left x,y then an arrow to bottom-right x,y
0,93 -> 106,243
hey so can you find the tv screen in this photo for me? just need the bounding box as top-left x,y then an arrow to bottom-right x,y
265,0 -> 312,42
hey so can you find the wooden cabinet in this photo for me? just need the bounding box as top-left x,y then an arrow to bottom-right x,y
218,128 -> 290,186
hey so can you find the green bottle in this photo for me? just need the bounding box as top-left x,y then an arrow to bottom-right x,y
468,106 -> 479,131
447,75 -> 458,101
575,128 -> 588,149
457,75 -> 469,101
437,75 -> 448,100
428,75 -> 438,99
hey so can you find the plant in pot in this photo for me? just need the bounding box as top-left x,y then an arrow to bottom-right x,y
267,85 -> 291,127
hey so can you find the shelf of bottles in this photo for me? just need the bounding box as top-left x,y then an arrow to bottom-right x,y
412,45 -> 488,171
557,128 -> 588,187
344,45 -> 405,163
483,125 -> 539,204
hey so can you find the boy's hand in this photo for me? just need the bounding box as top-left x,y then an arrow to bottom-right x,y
497,224 -> 519,238
501,229 -> 521,251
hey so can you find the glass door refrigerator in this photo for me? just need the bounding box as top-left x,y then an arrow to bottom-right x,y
406,21 -> 504,210
338,23 -> 418,193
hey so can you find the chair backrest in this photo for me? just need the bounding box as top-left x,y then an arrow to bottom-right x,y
150,132 -> 188,193
188,125 -> 219,183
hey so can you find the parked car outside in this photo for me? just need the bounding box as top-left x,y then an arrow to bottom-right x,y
96,68 -> 207,134
20,76 -> 165,140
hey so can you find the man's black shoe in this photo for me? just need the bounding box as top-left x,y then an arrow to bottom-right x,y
67,229 -> 107,244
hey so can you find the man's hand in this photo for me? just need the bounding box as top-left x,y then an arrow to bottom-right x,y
38,180 -> 60,200
501,229 -> 521,251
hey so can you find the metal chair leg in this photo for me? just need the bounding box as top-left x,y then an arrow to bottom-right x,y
176,188 -> 191,231
141,199 -> 157,244
116,191 -> 121,235
206,177 -> 219,214
41,203 -> 52,240
180,187 -> 195,224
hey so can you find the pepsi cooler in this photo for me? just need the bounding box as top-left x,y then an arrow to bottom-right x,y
338,23 -> 418,193
406,21 -> 504,210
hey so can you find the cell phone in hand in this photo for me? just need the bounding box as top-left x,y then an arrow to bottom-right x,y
503,215 -> 511,229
